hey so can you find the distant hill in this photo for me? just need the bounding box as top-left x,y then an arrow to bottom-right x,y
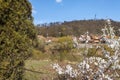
36,19 -> 120,37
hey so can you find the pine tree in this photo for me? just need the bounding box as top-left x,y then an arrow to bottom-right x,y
0,0 -> 37,79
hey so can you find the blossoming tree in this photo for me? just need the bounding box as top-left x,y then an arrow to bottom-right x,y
53,19 -> 120,80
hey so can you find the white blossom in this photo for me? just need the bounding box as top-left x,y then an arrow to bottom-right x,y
53,24 -> 120,79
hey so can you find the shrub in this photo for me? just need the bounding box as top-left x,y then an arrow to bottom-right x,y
51,36 -> 74,52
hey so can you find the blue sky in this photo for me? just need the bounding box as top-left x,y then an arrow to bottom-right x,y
29,0 -> 120,24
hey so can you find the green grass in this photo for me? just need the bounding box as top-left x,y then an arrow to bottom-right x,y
24,60 -> 56,80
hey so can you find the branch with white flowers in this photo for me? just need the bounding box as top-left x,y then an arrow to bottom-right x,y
52,19 -> 120,80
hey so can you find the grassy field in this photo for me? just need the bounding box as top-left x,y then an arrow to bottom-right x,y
24,59 -> 81,80
24,59 -> 56,80
24,48 -> 83,80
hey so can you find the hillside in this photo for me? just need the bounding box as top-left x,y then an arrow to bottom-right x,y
36,19 -> 120,37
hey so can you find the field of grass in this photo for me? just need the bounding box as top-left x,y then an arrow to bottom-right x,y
24,59 -> 56,80
24,59 -> 81,80
24,47 -> 84,80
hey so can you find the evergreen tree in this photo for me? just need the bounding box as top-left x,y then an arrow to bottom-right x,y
0,0 -> 37,79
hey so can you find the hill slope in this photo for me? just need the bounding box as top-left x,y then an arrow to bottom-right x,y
36,19 -> 120,37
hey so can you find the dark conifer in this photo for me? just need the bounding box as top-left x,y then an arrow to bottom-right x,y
0,0 -> 37,79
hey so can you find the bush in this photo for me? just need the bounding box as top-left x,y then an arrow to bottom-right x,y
87,48 -> 97,57
51,36 -> 74,52
36,39 -> 46,52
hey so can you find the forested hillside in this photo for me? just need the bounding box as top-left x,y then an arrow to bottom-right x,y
36,19 -> 120,37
